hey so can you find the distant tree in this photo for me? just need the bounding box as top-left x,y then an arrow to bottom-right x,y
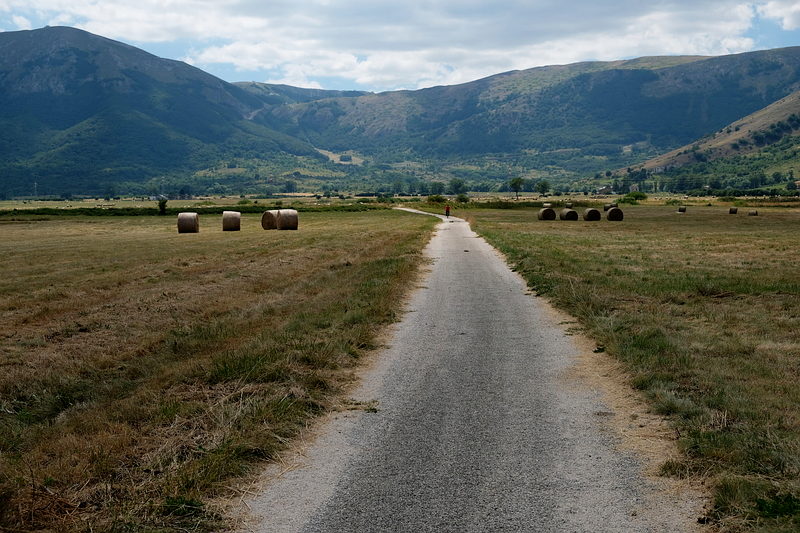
157,198 -> 168,215
535,180 -> 551,195
605,170 -> 612,177
509,177 -> 525,199
448,178 -> 467,195
283,180 -> 297,193
787,181 -> 798,191
430,181 -> 445,195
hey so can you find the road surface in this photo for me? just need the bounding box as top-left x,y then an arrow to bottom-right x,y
245,210 -> 699,532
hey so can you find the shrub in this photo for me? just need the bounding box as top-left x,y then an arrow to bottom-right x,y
620,191 -> 647,205
455,193 -> 470,203
427,194 -> 446,203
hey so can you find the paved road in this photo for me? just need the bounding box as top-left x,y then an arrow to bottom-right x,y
246,211 -> 689,532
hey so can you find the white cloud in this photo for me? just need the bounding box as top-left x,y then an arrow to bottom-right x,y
12,14 -> 31,29
758,1 -> 800,30
0,1 -> 787,90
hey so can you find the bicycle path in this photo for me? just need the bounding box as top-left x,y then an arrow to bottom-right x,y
244,210 -> 700,532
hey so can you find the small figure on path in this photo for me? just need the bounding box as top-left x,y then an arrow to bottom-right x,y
445,204 -> 451,218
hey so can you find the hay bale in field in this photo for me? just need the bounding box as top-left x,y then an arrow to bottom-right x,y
677,206 -> 687,213
583,208 -> 602,221
565,202 -> 573,208
261,210 -> 280,230
222,211 -> 241,231
606,207 -> 624,221
603,203 -> 612,211
277,209 -> 299,230
729,207 -> 738,214
610,202 -> 618,208
177,212 -> 199,233
543,202 -> 552,208
537,208 -> 556,220
559,208 -> 579,220
748,210 -> 759,216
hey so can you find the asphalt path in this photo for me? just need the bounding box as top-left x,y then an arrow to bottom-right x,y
246,210 -> 691,532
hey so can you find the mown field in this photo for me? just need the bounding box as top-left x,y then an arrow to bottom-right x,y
0,210 -> 436,530
464,205 -> 800,532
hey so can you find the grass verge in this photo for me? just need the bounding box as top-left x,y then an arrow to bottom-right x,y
0,210 -> 436,530
464,205 -> 799,532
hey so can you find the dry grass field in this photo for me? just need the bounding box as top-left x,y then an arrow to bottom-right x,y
0,210 -> 436,530
465,205 -> 800,532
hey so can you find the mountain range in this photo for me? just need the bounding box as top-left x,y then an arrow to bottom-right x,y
2,26 -> 800,197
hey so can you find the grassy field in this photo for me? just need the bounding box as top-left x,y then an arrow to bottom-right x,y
0,210 -> 436,530
0,194 -> 362,211
464,205 -> 800,532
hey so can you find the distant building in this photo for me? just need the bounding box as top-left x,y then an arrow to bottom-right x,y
629,184 -> 640,193
597,185 -> 614,194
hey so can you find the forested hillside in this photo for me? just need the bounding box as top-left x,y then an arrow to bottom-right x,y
0,27 -> 321,197
2,26 -> 800,197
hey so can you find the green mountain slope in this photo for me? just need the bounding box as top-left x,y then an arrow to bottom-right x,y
0,26 -> 320,196
635,90 -> 800,193
4,26 -> 800,196
642,90 -> 800,170
259,48 -> 800,167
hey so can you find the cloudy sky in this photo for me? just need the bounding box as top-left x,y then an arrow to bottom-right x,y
2,1 -> 800,92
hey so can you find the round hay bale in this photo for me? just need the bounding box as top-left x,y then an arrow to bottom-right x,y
748,210 -> 759,216
606,207 -> 624,221
610,202 -> 618,208
177,212 -> 199,233
565,202 -> 573,208
222,210 -> 241,231
603,203 -> 612,211
537,208 -> 556,220
583,208 -> 602,221
542,202 -> 552,208
559,208 -> 579,220
729,207 -> 738,214
677,206 -> 687,213
276,209 -> 299,230
261,210 -> 280,230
